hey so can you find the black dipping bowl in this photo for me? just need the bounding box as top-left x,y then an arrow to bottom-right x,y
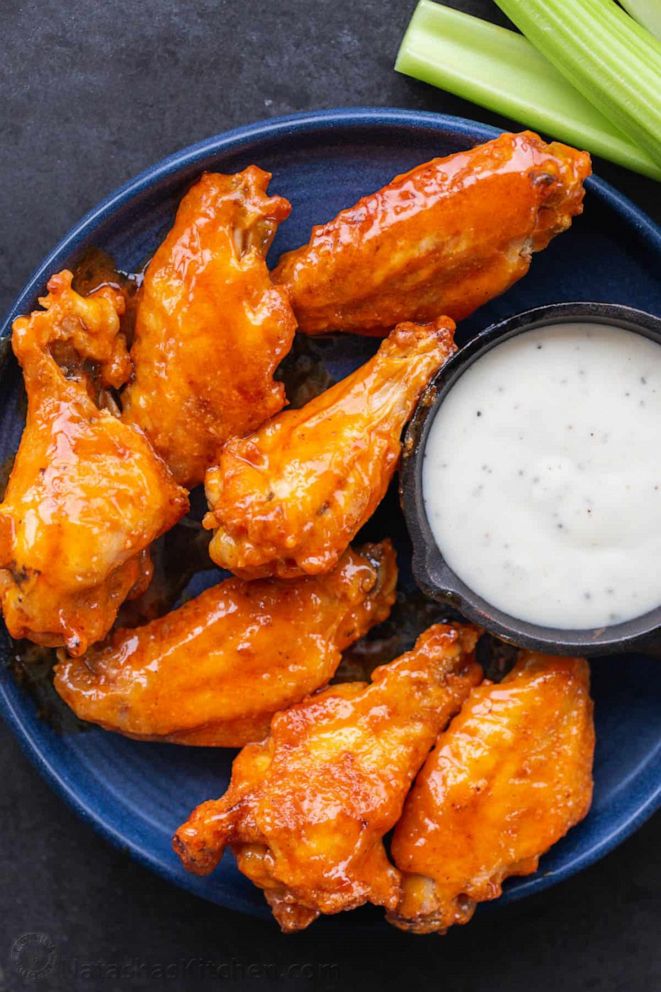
400,302 -> 661,656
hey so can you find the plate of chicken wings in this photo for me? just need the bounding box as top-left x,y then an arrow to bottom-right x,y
0,109 -> 659,931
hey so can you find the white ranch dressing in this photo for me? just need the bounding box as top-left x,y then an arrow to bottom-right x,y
422,322 -> 661,629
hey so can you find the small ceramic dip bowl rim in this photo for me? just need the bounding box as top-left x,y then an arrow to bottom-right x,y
400,301 -> 661,656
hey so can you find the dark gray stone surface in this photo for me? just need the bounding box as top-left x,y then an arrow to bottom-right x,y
1,1 -> 659,989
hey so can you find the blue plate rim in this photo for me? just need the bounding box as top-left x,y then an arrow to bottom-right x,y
1,107 -> 660,921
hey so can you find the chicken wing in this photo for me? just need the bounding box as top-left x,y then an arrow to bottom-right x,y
173,623 -> 482,931
121,167 -> 297,488
389,652 -> 594,935
204,316 -> 456,579
54,541 -> 397,745
273,132 -> 591,335
0,271 -> 188,655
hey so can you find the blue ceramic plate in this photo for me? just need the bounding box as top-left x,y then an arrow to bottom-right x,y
1,109 -> 660,924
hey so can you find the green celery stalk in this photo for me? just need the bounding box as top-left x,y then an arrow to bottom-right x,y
395,1 -> 661,180
495,0 -> 661,166
619,0 -> 661,43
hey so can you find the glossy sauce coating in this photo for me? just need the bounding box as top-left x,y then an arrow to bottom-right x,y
54,542 -> 397,746
122,167 -> 297,488
273,132 -> 590,335
205,317 -> 456,579
173,623 -> 481,931
0,272 -> 188,655
389,653 -> 594,934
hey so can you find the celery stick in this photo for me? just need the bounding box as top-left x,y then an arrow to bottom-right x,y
619,0 -> 661,43
395,1 -> 661,180
495,0 -> 661,166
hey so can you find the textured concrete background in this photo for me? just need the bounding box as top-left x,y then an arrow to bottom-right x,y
1,1 -> 659,990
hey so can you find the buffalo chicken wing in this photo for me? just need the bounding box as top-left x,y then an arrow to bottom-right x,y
173,623 -> 481,930
122,167 -> 296,487
0,272 -> 188,655
205,317 -> 456,579
54,542 -> 397,745
389,652 -> 595,934
273,132 -> 590,335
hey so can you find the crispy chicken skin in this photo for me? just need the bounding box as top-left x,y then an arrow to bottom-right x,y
173,623 -> 482,931
121,167 -> 297,488
273,132 -> 591,335
54,542 -> 397,745
0,272 -> 188,655
204,316 -> 456,579
389,653 -> 594,935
